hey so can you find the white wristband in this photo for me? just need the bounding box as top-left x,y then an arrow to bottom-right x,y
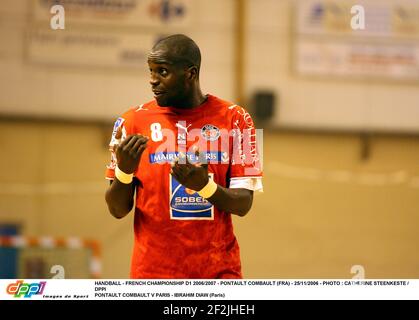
197,179 -> 218,199
115,166 -> 134,184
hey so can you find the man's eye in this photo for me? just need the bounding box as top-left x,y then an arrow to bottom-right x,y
160,69 -> 168,76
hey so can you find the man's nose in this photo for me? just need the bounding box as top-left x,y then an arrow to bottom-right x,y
149,73 -> 159,86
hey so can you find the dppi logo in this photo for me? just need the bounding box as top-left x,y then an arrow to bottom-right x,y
6,280 -> 46,298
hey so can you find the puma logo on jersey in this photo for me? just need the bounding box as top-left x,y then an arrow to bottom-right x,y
135,104 -> 148,112
175,122 -> 192,133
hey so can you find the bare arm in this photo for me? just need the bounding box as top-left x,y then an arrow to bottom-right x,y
105,179 -> 136,219
105,134 -> 148,219
206,186 -> 253,217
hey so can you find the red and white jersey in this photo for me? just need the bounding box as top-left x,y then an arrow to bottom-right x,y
105,94 -> 263,279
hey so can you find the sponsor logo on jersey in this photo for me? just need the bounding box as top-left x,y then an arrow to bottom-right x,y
201,124 -> 220,141
112,117 -> 125,136
149,151 -> 226,164
110,117 -> 126,148
169,173 -> 214,220
108,117 -> 127,170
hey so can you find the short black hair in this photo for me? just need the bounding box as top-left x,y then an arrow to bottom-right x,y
151,34 -> 201,71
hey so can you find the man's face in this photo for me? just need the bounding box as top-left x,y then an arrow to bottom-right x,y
148,51 -> 189,107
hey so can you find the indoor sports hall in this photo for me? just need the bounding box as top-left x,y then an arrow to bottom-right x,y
1,0 -> 418,280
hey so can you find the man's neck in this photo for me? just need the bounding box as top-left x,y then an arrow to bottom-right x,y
178,90 -> 207,109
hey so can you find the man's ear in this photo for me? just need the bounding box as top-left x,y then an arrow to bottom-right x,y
187,66 -> 198,80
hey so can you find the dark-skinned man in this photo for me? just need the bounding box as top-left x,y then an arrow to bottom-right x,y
105,34 -> 263,279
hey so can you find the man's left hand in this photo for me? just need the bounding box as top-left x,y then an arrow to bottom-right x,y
170,150 -> 209,191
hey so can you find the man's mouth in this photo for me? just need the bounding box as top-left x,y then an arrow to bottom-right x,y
152,90 -> 166,97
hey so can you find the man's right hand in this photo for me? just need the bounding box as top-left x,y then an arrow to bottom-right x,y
116,134 -> 149,174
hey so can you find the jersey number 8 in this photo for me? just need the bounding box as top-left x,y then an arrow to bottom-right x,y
150,122 -> 163,142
